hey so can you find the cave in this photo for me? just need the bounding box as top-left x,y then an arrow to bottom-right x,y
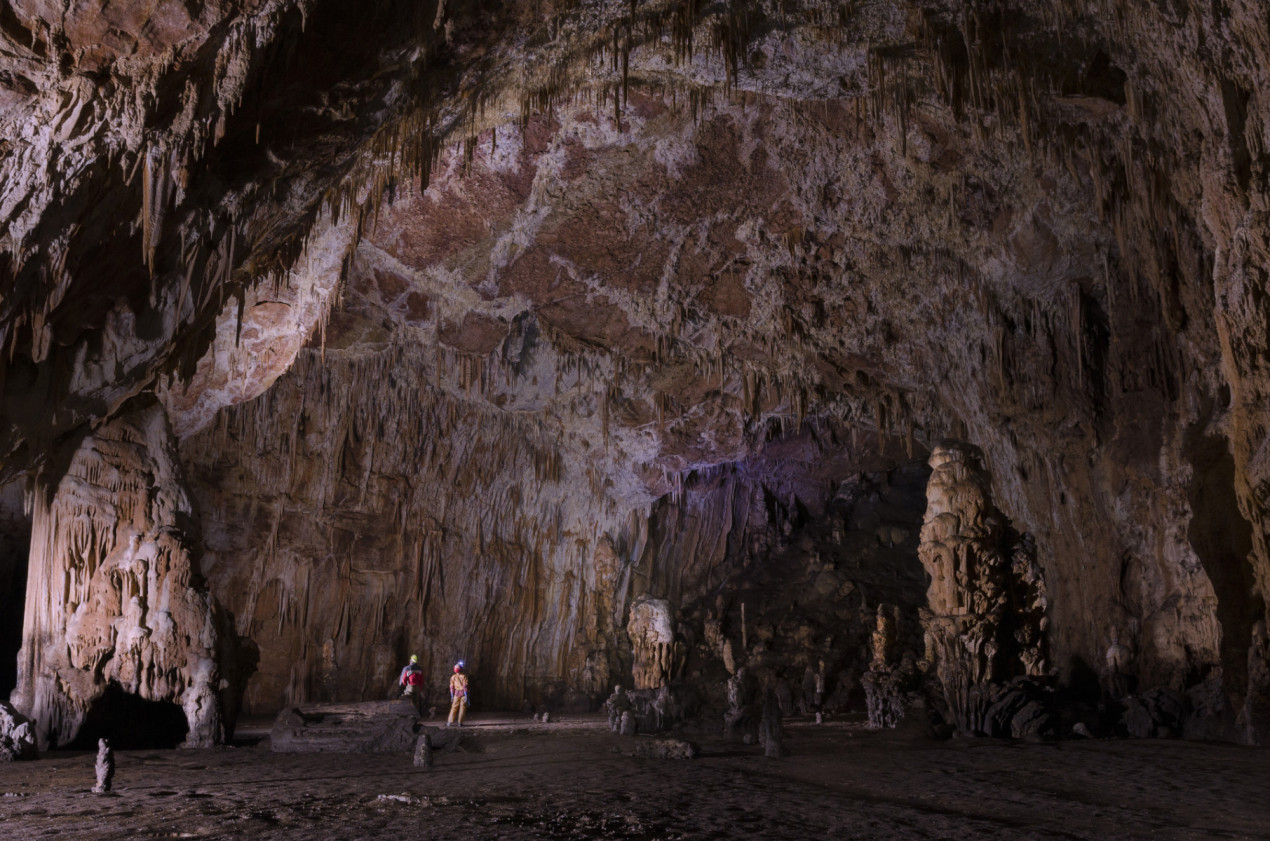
0,481 -> 29,699
2,0 -> 1270,837
67,683 -> 190,751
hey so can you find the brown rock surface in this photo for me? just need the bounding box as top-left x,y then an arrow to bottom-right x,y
0,0 -> 1268,751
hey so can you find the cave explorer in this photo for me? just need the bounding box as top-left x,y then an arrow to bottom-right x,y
400,655 -> 425,715
447,661 -> 469,726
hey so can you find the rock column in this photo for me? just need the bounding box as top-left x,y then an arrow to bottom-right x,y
917,442 -> 1048,734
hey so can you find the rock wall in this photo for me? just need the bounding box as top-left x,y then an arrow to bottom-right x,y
183,327 -> 933,714
182,343 -> 641,713
1,0 -> 1269,743
11,403 -> 243,748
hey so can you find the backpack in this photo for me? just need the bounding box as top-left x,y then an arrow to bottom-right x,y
407,671 -> 423,687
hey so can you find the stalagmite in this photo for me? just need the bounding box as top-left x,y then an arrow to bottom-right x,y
92,739 -> 115,793
917,442 -> 1049,736
0,702 -> 37,762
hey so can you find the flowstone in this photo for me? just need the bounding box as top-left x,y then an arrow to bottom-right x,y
12,405 -> 241,749
627,597 -> 680,690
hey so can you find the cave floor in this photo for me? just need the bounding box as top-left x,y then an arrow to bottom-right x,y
1,714 -> 1267,840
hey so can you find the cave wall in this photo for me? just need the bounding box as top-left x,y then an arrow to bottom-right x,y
186,16 -> 1260,723
183,343 -> 641,712
1,0 -> 1268,741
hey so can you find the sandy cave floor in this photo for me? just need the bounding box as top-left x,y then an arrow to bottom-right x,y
2,713 -> 1269,841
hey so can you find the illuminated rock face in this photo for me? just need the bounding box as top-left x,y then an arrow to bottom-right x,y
11,405 -> 244,749
917,442 -> 1049,734
627,597 -> 677,691
0,1 -> 1269,744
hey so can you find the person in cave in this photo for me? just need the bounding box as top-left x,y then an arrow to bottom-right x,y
399,654 -> 425,716
447,661 -> 470,726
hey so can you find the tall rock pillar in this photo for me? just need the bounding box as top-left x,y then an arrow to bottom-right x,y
918,442 -> 1048,734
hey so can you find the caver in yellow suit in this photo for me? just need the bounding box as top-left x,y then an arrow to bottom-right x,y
447,663 -> 469,726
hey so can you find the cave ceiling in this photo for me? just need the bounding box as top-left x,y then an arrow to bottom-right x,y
2,0 -> 1270,741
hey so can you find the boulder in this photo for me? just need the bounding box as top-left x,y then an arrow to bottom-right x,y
0,701 -> 37,761
270,702 -> 418,753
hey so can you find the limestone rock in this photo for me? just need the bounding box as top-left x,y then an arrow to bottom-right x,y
1122,689 -> 1188,739
11,404 -> 242,749
863,604 -> 915,729
760,685 -> 787,758
92,739 -> 115,793
270,703 -> 418,753
0,701 -> 37,762
917,442 -> 1051,735
983,680 -> 1058,741
627,597 -> 678,691
412,732 -> 433,769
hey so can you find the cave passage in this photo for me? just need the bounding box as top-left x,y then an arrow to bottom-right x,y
0,531 -> 28,699
68,683 -> 190,751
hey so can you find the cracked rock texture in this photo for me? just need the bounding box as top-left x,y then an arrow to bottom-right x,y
1,0 -> 1269,744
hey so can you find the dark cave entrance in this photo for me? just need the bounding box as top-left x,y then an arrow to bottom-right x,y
631,437 -> 934,718
0,479 -> 31,700
0,538 -> 27,699
68,683 -> 190,750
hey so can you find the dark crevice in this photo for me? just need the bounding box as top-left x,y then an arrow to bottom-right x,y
0,534 -> 27,699
1184,431 -> 1256,710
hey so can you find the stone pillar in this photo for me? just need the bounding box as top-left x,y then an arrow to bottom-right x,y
862,604 -> 909,728
917,441 -> 1048,735
12,404 -> 233,748
627,596 -> 677,690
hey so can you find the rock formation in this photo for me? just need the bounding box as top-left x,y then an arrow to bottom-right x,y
627,597 -> 677,690
760,684 -> 786,758
0,0 -> 1267,748
862,604 -> 914,729
917,442 -> 1049,735
630,737 -> 699,760
11,403 -> 246,749
0,700 -> 37,761
92,738 -> 115,793
270,702 -> 418,753
413,731 -> 434,769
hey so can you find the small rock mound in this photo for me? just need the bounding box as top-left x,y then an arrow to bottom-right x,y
630,738 -> 698,760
